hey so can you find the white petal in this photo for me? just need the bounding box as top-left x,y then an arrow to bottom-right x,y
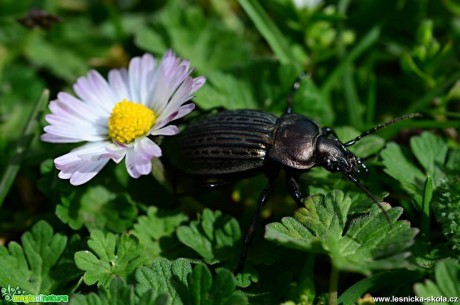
54,142 -> 111,185
128,57 -> 142,103
108,68 -> 130,102
158,77 -> 193,121
124,138 -> 161,178
148,52 -> 193,113
191,76 -> 206,94
151,125 -> 179,136
73,70 -> 116,113
105,142 -> 127,163
174,103 -> 195,120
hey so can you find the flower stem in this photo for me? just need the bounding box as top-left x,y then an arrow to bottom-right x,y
329,263 -> 339,305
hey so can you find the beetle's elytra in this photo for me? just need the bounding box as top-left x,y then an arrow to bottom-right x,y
173,73 -> 421,271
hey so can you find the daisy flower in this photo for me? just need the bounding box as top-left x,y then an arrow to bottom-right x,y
41,51 -> 205,185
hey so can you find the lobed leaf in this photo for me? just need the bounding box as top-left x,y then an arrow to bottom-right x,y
135,258 -> 248,305
70,278 -> 170,305
132,207 -> 188,262
176,209 -> 241,265
56,186 -> 138,233
0,221 -> 78,294
74,231 -> 144,287
265,190 -> 418,275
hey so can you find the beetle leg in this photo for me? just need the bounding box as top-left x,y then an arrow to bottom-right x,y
237,177 -> 276,273
286,174 -> 304,207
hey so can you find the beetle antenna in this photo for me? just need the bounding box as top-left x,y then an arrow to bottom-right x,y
343,113 -> 422,147
343,172 -> 391,224
285,72 -> 308,115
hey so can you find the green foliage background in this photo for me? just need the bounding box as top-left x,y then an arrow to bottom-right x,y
1,0 -> 460,304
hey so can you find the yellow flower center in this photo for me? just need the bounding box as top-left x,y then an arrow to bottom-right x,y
108,99 -> 156,144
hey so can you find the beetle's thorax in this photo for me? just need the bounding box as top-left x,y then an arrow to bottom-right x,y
315,137 -> 360,174
267,114 -> 321,169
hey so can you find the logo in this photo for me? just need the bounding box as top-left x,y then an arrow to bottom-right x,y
1,285 -> 69,303
1,286 -> 26,302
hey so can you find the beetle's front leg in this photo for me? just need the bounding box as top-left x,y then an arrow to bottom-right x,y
286,174 -> 304,207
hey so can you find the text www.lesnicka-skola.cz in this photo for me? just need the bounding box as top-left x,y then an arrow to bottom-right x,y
372,296 -> 459,303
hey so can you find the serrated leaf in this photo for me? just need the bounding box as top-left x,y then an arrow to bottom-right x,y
414,259 -> 460,304
135,259 -> 248,305
74,231 -> 144,287
132,207 -> 188,261
381,142 -> 425,205
188,265 -> 248,305
432,176 -> 460,253
70,278 -> 170,305
56,186 -> 138,233
135,258 -> 192,304
176,209 -> 241,265
265,190 -> 418,275
0,221 -> 76,294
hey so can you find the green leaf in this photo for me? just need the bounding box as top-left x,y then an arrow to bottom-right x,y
135,259 -> 248,305
265,190 -> 418,275
410,132 -> 448,187
432,176 -> 460,254
414,259 -> 460,305
0,221 -> 76,294
134,1 -> 250,74
70,278 -> 170,305
132,207 -> 188,261
56,186 -> 138,233
188,265 -> 248,305
25,32 -> 88,82
135,258 -> 192,304
381,132 -> 449,208
176,209 -> 241,265
194,71 -> 257,110
74,231 -> 144,287
381,142 -> 425,205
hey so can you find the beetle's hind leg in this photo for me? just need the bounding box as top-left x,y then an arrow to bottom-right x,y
236,174 -> 278,273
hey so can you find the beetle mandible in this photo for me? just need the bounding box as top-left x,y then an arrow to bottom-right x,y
175,73 -> 420,271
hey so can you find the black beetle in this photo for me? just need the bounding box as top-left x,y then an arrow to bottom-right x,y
174,73 -> 420,270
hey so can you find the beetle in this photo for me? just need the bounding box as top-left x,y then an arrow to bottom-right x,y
173,73 -> 420,271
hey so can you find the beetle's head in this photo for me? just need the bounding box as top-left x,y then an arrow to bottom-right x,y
316,137 -> 366,174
